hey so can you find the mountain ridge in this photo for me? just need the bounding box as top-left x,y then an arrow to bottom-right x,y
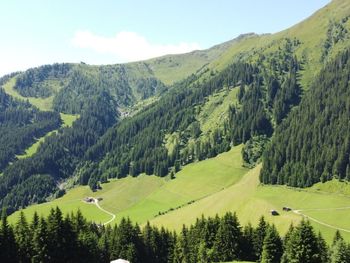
0,0 -> 349,221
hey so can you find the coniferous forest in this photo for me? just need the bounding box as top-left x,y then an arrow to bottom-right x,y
1,1 -> 350,262
0,36 -> 349,214
1,207 -> 349,263
260,48 -> 350,187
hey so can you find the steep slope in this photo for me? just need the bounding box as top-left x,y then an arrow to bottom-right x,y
138,35 -> 253,85
77,0 -> 350,209
260,47 -> 350,187
2,0 -> 350,215
0,84 -> 61,172
9,145 -> 247,225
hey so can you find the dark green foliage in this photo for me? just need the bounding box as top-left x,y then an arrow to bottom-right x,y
281,220 -> 327,263
83,61 -> 256,181
242,135 -> 269,168
0,211 -> 18,262
14,63 -> 72,98
0,90 -> 118,213
1,174 -> 56,212
0,87 -> 61,171
261,225 -> 283,263
136,77 -> 167,100
211,212 -> 242,262
53,65 -> 167,114
322,17 -> 350,60
261,48 -> 350,187
241,223 -> 256,261
228,38 -> 301,144
2,208 -> 344,263
329,231 -> 350,263
253,216 -> 268,260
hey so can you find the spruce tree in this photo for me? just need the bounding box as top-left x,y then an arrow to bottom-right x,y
0,211 -> 18,263
254,216 -> 268,259
32,217 -> 49,263
241,223 -> 256,261
173,225 -> 190,263
330,232 -> 350,263
261,225 -> 283,263
212,212 -> 242,262
14,211 -> 32,262
282,220 -> 324,263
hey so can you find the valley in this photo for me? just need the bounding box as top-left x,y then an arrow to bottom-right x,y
1,0 -> 350,262
9,144 -> 350,244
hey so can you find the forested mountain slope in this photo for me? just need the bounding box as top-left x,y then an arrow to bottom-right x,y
260,48 -> 350,187
82,0 -> 350,190
1,0 -> 350,215
0,76 -> 61,172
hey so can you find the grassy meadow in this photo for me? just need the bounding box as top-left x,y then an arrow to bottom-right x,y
2,77 -> 54,111
9,143 -> 350,243
9,145 -> 247,224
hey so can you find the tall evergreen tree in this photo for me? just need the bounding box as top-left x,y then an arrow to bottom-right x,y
282,220 -> 325,263
14,211 -> 32,262
173,225 -> 190,263
330,232 -> 350,263
212,212 -> 242,262
260,225 -> 283,263
0,210 -> 18,263
32,217 -> 49,263
254,216 -> 268,260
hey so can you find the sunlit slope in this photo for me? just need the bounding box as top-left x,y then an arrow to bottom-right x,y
8,175 -> 164,224
9,145 -> 248,225
209,0 -> 350,88
115,145 -> 248,223
2,76 -> 54,111
151,164 -> 350,243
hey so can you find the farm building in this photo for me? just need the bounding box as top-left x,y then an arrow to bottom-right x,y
83,197 -> 95,203
270,210 -> 279,216
283,206 -> 292,211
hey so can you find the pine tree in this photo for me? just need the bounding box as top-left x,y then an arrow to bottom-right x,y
261,225 -> 283,263
14,211 -> 32,262
197,240 -> 209,263
254,216 -> 268,259
32,217 -> 49,262
173,225 -> 190,263
282,220 -> 324,263
98,230 -> 111,263
212,212 -> 242,262
330,231 -> 350,263
317,232 -> 329,263
0,210 -> 18,263
30,211 -> 40,233
241,222 -> 256,261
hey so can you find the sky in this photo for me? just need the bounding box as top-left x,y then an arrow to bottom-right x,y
0,0 -> 330,77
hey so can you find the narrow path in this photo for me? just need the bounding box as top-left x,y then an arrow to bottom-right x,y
293,207 -> 350,233
93,198 -> 116,225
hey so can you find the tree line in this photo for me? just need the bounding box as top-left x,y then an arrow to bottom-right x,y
0,87 -> 61,171
14,63 -> 73,98
260,47 -> 350,187
1,207 -> 349,263
77,38 -> 302,188
0,90 -> 118,213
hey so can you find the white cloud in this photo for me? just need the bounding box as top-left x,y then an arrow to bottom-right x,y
71,31 -> 202,62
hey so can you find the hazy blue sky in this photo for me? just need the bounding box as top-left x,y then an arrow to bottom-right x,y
0,0 -> 330,76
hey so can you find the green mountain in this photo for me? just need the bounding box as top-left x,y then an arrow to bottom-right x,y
1,0 -> 350,226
